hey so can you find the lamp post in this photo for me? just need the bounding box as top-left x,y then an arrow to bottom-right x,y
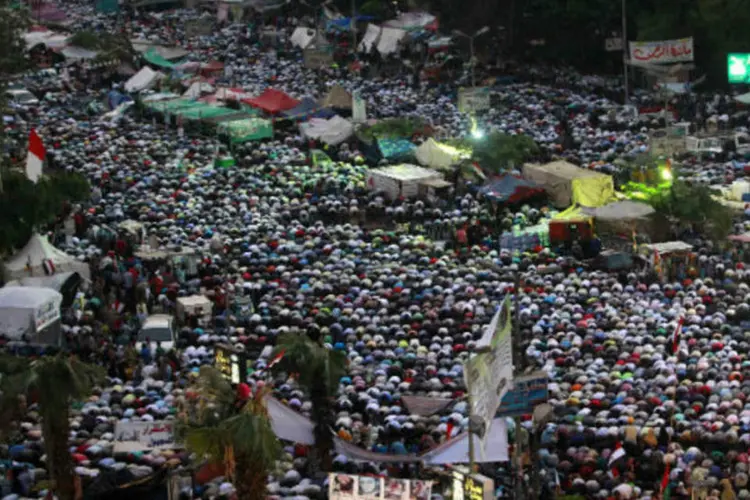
452,26 -> 490,88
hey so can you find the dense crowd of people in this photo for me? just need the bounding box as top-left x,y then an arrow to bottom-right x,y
6,1 -> 750,499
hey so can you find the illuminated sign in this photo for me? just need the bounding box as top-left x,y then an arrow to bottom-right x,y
214,344 -> 247,385
451,469 -> 494,500
728,53 -> 750,84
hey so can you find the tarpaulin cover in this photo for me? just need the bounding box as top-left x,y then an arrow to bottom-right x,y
282,97 -> 335,120
319,85 -> 352,109
414,138 -> 461,170
125,67 -> 159,93
383,12 -> 437,31
173,105 -> 236,120
377,27 -> 407,55
300,116 -> 354,145
143,47 -> 177,69
328,15 -> 374,30
522,160 -> 614,208
0,287 -> 62,340
358,24 -> 381,53
183,81 -> 215,99
265,396 -> 315,445
146,98 -> 202,113
61,46 -> 99,60
107,90 -> 131,110
5,233 -> 90,280
290,27 -> 316,49
217,117 -> 273,143
477,174 -> 542,203
378,138 -> 415,160
242,88 -> 300,114
581,200 -> 655,220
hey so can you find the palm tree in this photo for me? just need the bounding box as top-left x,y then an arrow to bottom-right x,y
0,354 -> 106,500
271,333 -> 347,471
178,366 -> 280,500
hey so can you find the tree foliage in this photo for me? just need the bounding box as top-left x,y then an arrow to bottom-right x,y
0,170 -> 90,255
357,117 -> 427,142
0,354 -> 105,500
450,132 -> 539,173
272,333 -> 346,472
69,30 -> 136,63
177,366 -> 280,500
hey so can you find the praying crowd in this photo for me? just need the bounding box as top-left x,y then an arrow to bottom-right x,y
7,1 -> 750,499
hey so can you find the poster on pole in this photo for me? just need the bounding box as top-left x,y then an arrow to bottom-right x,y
464,295 -> 513,452
628,37 -> 694,64
605,37 -> 622,52
457,87 -> 490,113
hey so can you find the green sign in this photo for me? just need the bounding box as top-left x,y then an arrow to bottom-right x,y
728,53 -> 750,83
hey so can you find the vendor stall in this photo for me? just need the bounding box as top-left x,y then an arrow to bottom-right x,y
639,241 -> 694,281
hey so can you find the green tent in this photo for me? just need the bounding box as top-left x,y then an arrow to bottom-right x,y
146,99 -> 203,113
170,105 -> 236,120
217,118 -> 274,143
143,47 -> 177,69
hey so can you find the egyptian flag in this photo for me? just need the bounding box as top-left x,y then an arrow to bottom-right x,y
267,348 -> 285,369
608,442 -> 626,478
671,317 -> 684,354
660,462 -> 670,498
26,129 -> 46,183
42,259 -> 55,276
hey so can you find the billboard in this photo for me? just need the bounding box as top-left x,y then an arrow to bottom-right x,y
495,371 -> 549,417
329,474 -> 432,500
628,38 -> 693,64
728,53 -> 750,84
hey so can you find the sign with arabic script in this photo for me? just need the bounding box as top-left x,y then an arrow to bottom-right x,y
114,421 -> 176,452
628,38 -> 694,64
728,53 -> 750,84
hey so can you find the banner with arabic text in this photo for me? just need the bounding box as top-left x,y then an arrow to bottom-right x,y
329,474 -> 432,500
628,38 -> 693,64
114,420 -> 175,452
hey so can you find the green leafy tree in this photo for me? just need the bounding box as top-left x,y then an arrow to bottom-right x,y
69,30 -> 136,63
0,354 -> 105,500
357,117 -> 427,143
178,366 -> 280,500
0,170 -> 91,255
452,132 -> 539,173
271,333 -> 346,472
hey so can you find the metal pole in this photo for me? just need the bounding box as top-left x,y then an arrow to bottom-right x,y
513,274 -> 525,500
622,0 -> 629,103
470,36 -> 476,88
466,371 -> 475,473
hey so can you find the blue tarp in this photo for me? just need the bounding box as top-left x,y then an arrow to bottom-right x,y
327,15 -> 374,30
477,174 -> 541,203
107,90 -> 132,110
282,97 -> 335,120
377,138 -> 415,160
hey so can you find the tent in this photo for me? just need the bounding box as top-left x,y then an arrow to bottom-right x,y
183,81 -> 215,99
365,164 -> 444,198
124,67 -> 161,93
736,92 -> 750,105
6,271 -> 83,308
299,116 -> 354,146
358,24 -> 381,53
377,27 -> 407,55
217,117 -> 273,143
377,138 -> 416,160
477,174 -> 543,204
581,200 -> 655,220
143,47 -> 177,69
5,233 -> 91,280
242,88 -> 300,114
522,160 -> 615,208
282,97 -> 335,120
319,85 -> 352,110
290,27 -> 316,49
383,12 -> 437,31
0,287 -> 63,343
414,138 -> 463,170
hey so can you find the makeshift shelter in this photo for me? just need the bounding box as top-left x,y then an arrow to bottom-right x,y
358,24 -> 381,53
581,200 -> 655,220
183,81 -> 215,99
217,117 -> 274,143
384,12 -> 437,31
377,138 -> 416,161
199,61 -> 224,78
522,160 -> 615,208
414,138 -> 463,170
319,85 -> 352,110
377,27 -> 408,55
365,164 -> 444,199
5,233 -> 91,280
282,97 -> 334,120
125,67 -> 161,93
548,205 -> 594,243
143,47 -> 177,69
736,92 -> 750,105
242,88 -> 300,114
421,418 -> 509,464
477,174 -> 543,204
6,271 -> 83,308
290,27 -> 316,49
0,287 -> 63,344
299,116 -> 354,145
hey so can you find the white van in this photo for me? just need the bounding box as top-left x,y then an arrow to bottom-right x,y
136,314 -> 175,352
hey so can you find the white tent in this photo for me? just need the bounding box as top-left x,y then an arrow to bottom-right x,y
290,27 -> 316,49
415,138 -> 462,170
421,418 -> 510,464
300,116 -> 354,146
736,92 -> 750,105
383,12 -> 436,30
0,286 -> 63,340
125,67 -> 160,93
377,27 -> 407,55
4,233 -> 91,280
183,81 -> 215,99
358,24 -> 381,53
581,200 -> 655,220
365,164 -> 444,198
265,396 -> 315,445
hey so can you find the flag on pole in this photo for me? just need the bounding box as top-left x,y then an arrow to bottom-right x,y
660,461 -> 670,496
671,317 -> 684,354
267,348 -> 285,369
608,442 -> 626,478
26,129 -> 45,183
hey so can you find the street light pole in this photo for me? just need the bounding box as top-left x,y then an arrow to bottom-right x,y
622,0 -> 629,103
469,37 -> 476,88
